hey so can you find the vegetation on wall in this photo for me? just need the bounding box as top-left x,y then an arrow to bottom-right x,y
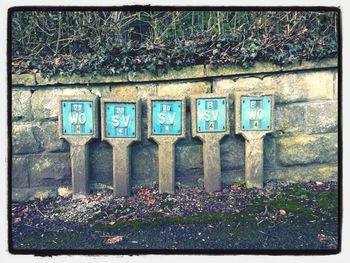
11,11 -> 338,77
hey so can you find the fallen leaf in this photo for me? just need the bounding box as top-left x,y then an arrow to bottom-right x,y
14,217 -> 21,223
234,209 -> 240,213
208,224 -> 214,228
318,234 -> 327,241
105,236 -> 124,244
147,198 -> 156,206
231,184 -> 240,191
54,57 -> 61,65
316,181 -> 324,187
108,220 -> 116,225
279,209 -> 287,216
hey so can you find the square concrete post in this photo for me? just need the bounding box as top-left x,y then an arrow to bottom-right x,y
101,98 -> 141,197
234,90 -> 275,188
147,97 -> 186,194
190,94 -> 230,192
58,95 -> 99,197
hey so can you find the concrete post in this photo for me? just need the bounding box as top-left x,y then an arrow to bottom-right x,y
234,90 -> 275,188
58,95 -> 99,198
243,133 -> 265,188
156,137 -> 178,194
190,94 -> 230,192
147,97 -> 186,194
110,141 -> 132,196
101,98 -> 141,197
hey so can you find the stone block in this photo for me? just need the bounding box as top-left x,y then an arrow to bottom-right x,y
266,164 -> 338,182
28,153 -> 71,187
264,135 -> 277,169
274,103 -> 307,135
36,73 -> 128,85
157,81 -> 211,97
277,133 -> 338,166
31,88 -> 91,120
111,83 -> 157,99
213,70 -> 335,104
175,144 -> 203,177
12,74 -> 36,86
12,156 -> 30,188
128,65 -> 205,82
220,135 -> 245,170
89,86 -> 111,98
89,141 -> 112,184
305,101 -> 338,134
12,123 -> 42,154
12,90 -> 32,121
131,143 -> 158,184
32,121 -> 69,152
273,70 -> 334,104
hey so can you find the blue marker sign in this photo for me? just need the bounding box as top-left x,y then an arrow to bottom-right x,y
152,101 -> 182,135
105,103 -> 136,138
62,101 -> 94,135
241,97 -> 272,131
196,98 -> 226,133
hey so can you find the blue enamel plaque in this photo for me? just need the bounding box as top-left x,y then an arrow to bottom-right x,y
196,98 -> 226,133
152,101 -> 182,135
105,103 -> 136,138
62,101 -> 94,135
241,96 -> 272,131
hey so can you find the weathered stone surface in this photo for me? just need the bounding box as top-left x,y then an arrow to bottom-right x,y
274,101 -> 338,136
221,135 -> 245,170
12,74 -> 36,86
89,141 -> 112,184
111,83 -> 157,99
176,144 -> 203,178
131,144 -> 158,185
32,121 -> 69,152
207,58 -> 337,77
89,86 -> 111,97
28,153 -> 71,187
128,65 -> 205,82
277,133 -> 338,166
157,81 -> 211,97
305,101 -> 338,134
273,70 -> 334,103
274,103 -> 307,135
263,135 -> 276,169
12,156 -> 30,188
12,90 -> 32,121
36,73 -> 128,85
31,88 -> 91,120
12,187 -> 57,202
213,69 -> 336,104
213,77 -> 273,95
12,123 -> 42,154
333,71 -> 338,100
267,164 -> 338,182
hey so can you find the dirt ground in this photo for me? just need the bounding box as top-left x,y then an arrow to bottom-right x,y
10,181 -> 339,253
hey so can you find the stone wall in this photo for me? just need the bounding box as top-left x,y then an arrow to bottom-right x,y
11,59 -> 339,200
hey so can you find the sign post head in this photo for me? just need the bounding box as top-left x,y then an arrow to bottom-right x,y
101,97 -> 141,143
58,95 -> 99,143
147,96 -> 186,141
234,90 -> 275,137
190,93 -> 230,141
